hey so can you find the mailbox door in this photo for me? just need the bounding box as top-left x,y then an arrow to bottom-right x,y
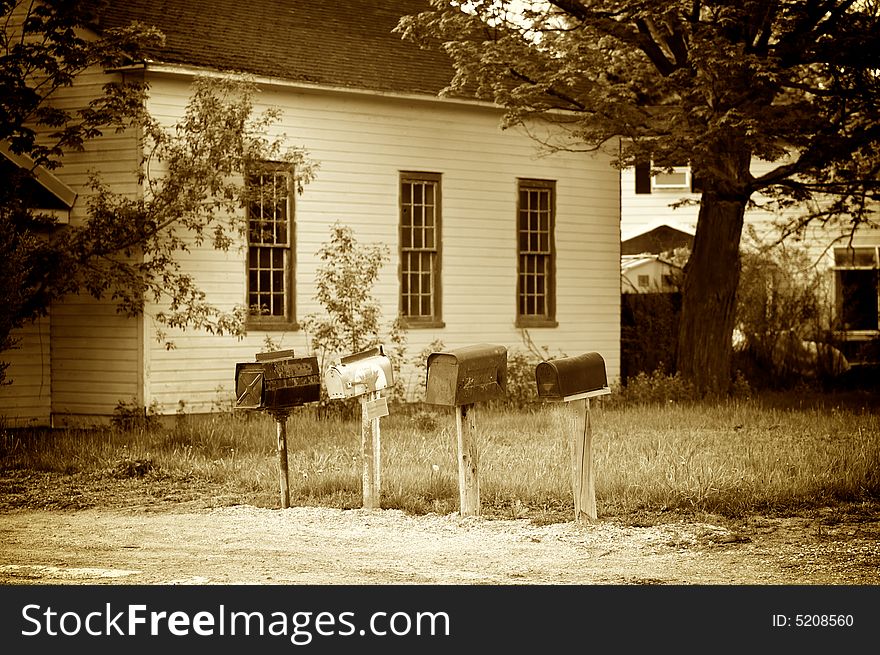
235,362 -> 265,409
325,366 -> 348,399
425,354 -> 458,406
262,356 -> 321,408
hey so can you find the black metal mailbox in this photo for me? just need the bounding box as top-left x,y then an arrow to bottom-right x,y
425,343 -> 507,406
235,349 -> 321,410
535,352 -> 611,402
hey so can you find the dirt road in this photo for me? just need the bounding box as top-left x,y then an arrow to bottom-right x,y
1,504 -> 878,585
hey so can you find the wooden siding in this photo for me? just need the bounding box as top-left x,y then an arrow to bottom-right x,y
43,66 -> 144,424
142,76 -> 621,412
0,317 -> 51,427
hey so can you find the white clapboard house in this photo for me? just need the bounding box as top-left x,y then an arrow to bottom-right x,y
1,0 -> 621,426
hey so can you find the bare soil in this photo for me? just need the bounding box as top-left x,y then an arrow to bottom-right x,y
1,471 -> 878,585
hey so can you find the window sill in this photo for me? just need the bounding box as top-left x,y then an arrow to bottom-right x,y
400,319 -> 446,329
516,318 -> 558,329
833,330 -> 880,340
246,319 -> 300,332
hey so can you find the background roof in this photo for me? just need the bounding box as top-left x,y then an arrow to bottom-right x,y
98,0 -> 455,96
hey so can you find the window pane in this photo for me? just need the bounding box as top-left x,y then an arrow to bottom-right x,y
272,293 -> 284,316
835,247 -> 876,267
839,270 -> 879,330
539,190 -> 548,211
654,170 -> 689,187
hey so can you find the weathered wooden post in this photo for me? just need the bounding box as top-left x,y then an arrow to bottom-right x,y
326,346 -> 394,510
234,349 -> 321,510
455,402 -> 479,516
270,409 -> 292,509
535,352 -> 611,523
360,390 -> 384,509
425,344 -> 508,517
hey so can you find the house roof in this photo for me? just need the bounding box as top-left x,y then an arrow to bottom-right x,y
0,141 -> 77,213
621,222 -> 694,255
621,254 -> 682,272
97,0 -> 456,97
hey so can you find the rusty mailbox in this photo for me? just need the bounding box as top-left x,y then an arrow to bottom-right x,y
235,349 -> 321,411
325,345 -> 394,400
535,352 -> 611,402
425,343 -> 508,407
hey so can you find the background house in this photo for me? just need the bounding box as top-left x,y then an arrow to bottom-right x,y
621,255 -> 682,294
0,0 -> 621,427
621,222 -> 691,293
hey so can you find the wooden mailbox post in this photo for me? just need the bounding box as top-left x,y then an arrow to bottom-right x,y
425,343 -> 507,517
325,345 -> 394,510
535,352 -> 611,523
234,349 -> 321,509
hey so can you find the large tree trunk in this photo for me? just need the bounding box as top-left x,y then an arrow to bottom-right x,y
676,194 -> 748,397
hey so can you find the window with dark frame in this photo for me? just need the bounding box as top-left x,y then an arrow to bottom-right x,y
246,164 -> 296,328
834,246 -> 880,332
634,158 -> 700,193
517,179 -> 556,326
400,172 -> 441,326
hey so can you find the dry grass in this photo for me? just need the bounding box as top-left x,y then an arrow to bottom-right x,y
1,396 -> 878,522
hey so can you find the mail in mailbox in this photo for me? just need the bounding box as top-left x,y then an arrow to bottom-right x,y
235,349 -> 321,410
425,343 -> 507,406
535,352 -> 610,402
325,345 -> 394,399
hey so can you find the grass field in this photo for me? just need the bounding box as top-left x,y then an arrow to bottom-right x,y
2,391 -> 878,524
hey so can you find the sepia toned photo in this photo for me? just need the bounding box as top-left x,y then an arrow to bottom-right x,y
1,3 -> 878,636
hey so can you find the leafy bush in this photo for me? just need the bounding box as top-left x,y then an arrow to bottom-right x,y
609,370 -> 698,405
735,244 -> 837,388
502,348 -> 543,409
111,399 -> 162,432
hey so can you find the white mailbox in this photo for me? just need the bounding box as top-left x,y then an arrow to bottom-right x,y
325,345 -> 394,399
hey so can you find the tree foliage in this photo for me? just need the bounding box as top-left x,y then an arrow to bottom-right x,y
303,222 -> 400,365
398,0 -> 880,395
86,76 -> 315,344
302,222 -> 408,410
1,0 -> 314,383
